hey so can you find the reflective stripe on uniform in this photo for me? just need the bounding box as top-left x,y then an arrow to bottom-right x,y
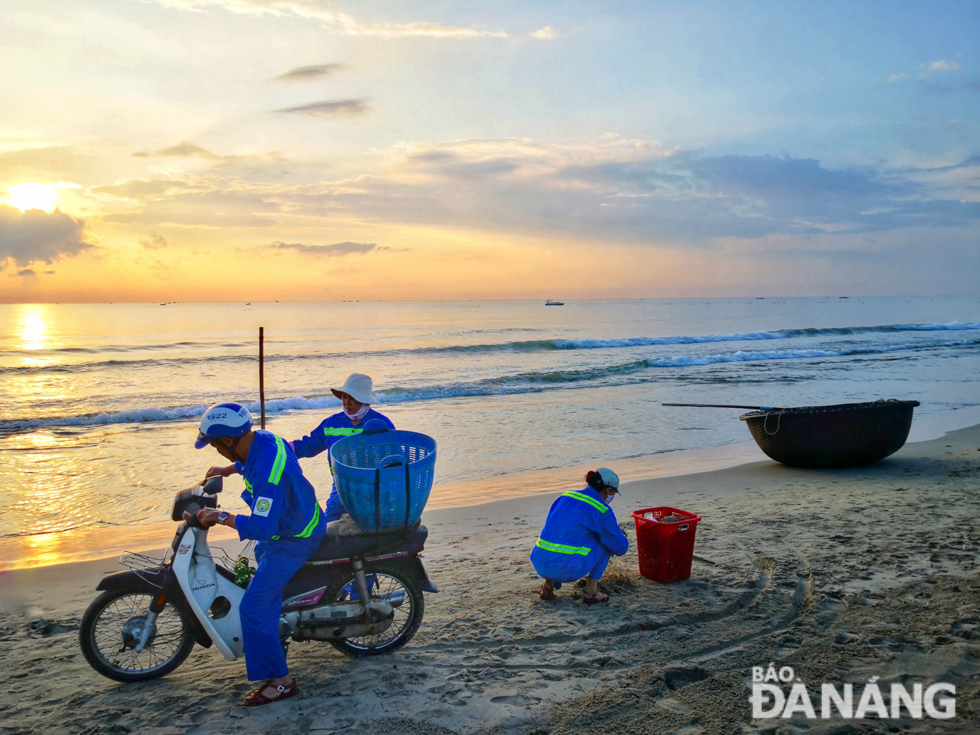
535,538 -> 591,556
268,435 -> 287,485
323,427 -> 362,437
563,490 -> 607,513
295,503 -> 321,538
243,478 -> 253,496
269,503 -> 320,541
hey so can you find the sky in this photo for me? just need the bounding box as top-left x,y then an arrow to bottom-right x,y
1,0 -> 978,302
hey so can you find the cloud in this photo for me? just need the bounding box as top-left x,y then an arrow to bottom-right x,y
529,26 -> 559,40
148,0 -> 509,38
140,232 -> 169,249
268,240 -> 384,256
274,99 -> 369,117
133,142 -> 222,160
131,141 -> 283,165
276,63 -> 347,82
409,150 -> 521,179
0,204 -> 91,265
94,179 -> 194,201
918,59 -> 963,79
15,268 -> 36,277
0,146 -> 96,182
926,59 -> 962,73
86,139 -> 980,249
886,73 -> 907,83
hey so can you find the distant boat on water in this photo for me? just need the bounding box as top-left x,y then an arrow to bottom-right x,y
545,299 -> 564,306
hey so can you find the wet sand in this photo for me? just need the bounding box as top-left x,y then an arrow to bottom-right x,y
1,426 -> 978,735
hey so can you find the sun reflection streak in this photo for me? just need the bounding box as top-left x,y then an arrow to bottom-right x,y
9,305 -> 64,368
18,306 -> 50,350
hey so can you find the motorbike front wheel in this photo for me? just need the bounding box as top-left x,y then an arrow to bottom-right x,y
79,589 -> 195,682
324,562 -> 424,657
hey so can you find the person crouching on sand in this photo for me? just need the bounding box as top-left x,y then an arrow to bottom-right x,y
531,468 -> 629,604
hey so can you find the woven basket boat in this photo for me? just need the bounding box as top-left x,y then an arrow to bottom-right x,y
739,399 -> 920,468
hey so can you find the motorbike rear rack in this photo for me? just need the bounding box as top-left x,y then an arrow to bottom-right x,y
119,551 -> 166,572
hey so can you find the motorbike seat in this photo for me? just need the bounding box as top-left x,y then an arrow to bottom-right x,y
306,516 -> 428,563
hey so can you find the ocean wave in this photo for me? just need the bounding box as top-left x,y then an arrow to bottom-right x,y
2,321 -> 978,376
3,338 -> 975,433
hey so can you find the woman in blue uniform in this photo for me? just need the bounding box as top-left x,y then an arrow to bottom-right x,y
530,468 -> 629,604
290,373 -> 395,523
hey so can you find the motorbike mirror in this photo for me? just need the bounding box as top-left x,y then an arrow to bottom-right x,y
201,475 -> 223,495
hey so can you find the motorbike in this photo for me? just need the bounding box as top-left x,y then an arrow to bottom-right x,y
79,475 -> 437,682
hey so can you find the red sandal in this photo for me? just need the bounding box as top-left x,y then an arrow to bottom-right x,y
540,584 -> 556,600
582,591 -> 609,605
243,679 -> 298,707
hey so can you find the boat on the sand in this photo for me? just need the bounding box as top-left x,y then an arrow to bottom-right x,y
739,399 -> 920,468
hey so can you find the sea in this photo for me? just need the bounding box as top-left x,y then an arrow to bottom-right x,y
2,297 -> 979,569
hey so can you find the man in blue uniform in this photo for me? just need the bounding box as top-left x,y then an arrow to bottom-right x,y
530,468 -> 629,604
291,373 -> 395,522
194,402 -> 326,707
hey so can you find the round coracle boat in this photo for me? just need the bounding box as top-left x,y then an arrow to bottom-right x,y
739,399 -> 920,468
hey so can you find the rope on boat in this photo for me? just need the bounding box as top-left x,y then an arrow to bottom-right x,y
763,408 -> 787,436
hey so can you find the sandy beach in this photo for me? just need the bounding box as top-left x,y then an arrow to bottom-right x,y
1,426 -> 977,735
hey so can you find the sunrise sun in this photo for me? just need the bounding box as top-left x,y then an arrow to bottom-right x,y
6,183 -> 58,212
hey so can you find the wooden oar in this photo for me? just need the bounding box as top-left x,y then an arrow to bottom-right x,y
662,402 -> 780,410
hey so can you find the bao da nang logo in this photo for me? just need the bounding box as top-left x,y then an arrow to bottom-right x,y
750,665 -> 956,720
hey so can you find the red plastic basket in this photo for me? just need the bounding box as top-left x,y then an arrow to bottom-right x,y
630,507 -> 702,583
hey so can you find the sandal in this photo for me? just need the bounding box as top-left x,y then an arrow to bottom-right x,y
540,580 -> 562,600
582,591 -> 609,605
244,679 -> 298,707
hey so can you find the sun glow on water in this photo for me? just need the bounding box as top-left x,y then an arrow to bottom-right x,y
5,183 -> 59,212
18,307 -> 52,351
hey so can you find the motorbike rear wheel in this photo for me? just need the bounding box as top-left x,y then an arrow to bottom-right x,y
324,562 -> 424,657
79,589 -> 195,682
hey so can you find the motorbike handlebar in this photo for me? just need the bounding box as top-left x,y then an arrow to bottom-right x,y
182,510 -> 209,530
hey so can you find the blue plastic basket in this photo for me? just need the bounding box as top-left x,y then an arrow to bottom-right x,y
329,428 -> 437,533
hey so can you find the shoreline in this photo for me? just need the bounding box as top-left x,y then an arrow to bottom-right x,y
4,404 -> 980,573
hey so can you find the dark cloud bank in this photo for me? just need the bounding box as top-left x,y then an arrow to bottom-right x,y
387,149 -> 980,243
0,205 -> 90,267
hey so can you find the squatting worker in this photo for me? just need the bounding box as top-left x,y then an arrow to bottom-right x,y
290,373 -> 395,523
194,402 -> 326,707
531,468 -> 629,605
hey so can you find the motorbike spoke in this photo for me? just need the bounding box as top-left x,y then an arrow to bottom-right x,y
90,593 -> 185,673
341,573 -> 415,650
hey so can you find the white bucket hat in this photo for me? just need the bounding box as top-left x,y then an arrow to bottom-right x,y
331,373 -> 377,404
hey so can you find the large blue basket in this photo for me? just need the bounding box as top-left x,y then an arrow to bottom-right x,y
329,428 -> 437,533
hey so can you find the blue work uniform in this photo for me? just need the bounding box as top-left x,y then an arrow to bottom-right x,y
292,409 -> 395,523
530,487 -> 629,584
233,430 -> 326,682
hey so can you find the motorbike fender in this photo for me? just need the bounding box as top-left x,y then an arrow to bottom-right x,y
95,568 -> 214,649
384,556 -> 438,593
96,568 -> 167,592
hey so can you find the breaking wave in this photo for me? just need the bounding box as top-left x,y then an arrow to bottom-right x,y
3,337 -> 975,433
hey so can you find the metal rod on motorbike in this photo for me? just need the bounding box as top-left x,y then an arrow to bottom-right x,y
259,327 -> 266,429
